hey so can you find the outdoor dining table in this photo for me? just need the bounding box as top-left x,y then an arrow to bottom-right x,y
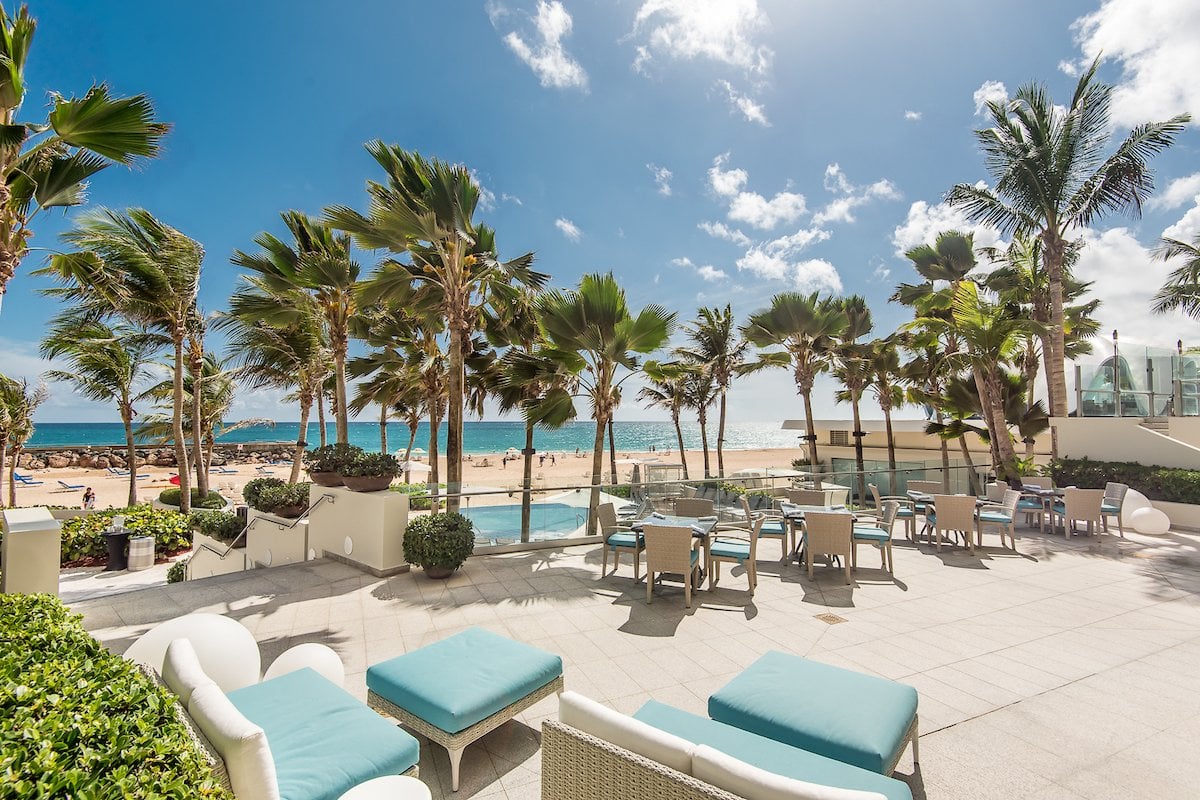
630,513 -> 719,588
778,502 -> 857,565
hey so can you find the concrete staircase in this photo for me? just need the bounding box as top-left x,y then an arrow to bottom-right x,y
1141,416 -> 1171,434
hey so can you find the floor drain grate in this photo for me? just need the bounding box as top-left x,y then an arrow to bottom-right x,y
815,613 -> 848,625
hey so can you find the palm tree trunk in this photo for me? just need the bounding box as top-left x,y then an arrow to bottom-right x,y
122,404 -> 138,506
1043,239 -> 1067,458
7,447 -> 19,508
672,412 -> 688,480
986,371 -> 1020,482
972,367 -> 1003,474
291,394 -> 312,484
403,420 -> 418,482
716,392 -> 727,478
936,410 -> 950,492
607,417 -> 618,485
428,408 -> 441,509
316,391 -> 328,447
882,402 -> 897,495
698,409 -> 711,478
0,438 -> 7,508
958,436 -> 981,495
588,412 -> 607,535
445,328 -> 464,514
850,393 -> 866,505
333,341 -> 349,445
801,390 -> 820,474
520,421 -> 534,543
191,363 -> 208,498
379,404 -> 388,454
173,336 -> 192,514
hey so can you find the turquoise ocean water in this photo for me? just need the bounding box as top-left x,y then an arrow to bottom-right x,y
26,420 -> 799,454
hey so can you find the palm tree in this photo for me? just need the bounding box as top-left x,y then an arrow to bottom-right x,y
533,273 -> 674,534
37,208 -> 203,512
0,375 -> 47,506
947,59 -> 1189,436
867,335 -> 905,494
638,365 -> 690,479
901,344 -> 954,492
924,375 -> 987,497
329,143 -> 545,513
1153,234 -> 1200,318
41,319 -> 155,505
831,296 -> 872,502
0,4 -> 169,307
742,292 -> 847,470
676,305 -> 748,478
231,211 -> 358,445
681,367 -> 716,479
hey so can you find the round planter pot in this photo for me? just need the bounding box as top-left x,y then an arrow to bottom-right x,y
423,565 -> 454,580
271,504 -> 307,519
308,471 -> 343,487
341,475 -> 394,493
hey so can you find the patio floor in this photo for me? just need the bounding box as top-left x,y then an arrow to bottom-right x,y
70,524 -> 1200,799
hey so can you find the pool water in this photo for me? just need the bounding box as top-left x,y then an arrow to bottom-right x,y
460,502 -> 586,544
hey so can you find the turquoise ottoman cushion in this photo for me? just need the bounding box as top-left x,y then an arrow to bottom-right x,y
708,651 -> 917,774
366,627 -> 562,734
228,668 -> 419,800
634,701 -> 912,800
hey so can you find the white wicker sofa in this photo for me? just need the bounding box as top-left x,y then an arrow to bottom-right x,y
543,692 -> 913,800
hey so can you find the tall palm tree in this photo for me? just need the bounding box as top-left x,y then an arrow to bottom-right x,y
924,375 -> 987,497
329,143 -> 545,513
533,273 -> 674,534
676,305 -> 748,478
868,335 -> 905,494
41,319 -> 155,505
742,292 -> 847,470
682,366 -> 716,479
0,375 -> 47,506
638,365 -> 690,479
231,211 -> 358,445
831,295 -> 872,503
37,208 -> 203,512
0,3 -> 169,308
1153,234 -> 1200,318
901,344 -> 954,492
947,59 -> 1188,435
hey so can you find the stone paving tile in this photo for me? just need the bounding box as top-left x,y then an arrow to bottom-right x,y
69,524 -> 1200,799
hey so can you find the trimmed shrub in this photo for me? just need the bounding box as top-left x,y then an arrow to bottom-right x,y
0,594 -> 232,798
390,482 -> 445,511
157,487 -> 228,510
242,476 -> 285,512
1050,457 -> 1200,505
341,452 -> 401,478
167,560 -> 187,583
403,512 -> 475,572
304,443 -> 363,473
189,510 -> 242,544
256,482 -> 311,515
59,506 -> 191,564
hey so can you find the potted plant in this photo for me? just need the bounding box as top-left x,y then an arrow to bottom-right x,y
304,443 -> 362,487
402,512 -> 475,579
340,452 -> 400,493
189,510 -> 244,548
255,482 -> 311,519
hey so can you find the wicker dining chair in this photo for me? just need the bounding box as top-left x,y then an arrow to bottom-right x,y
929,494 -> 977,553
1052,488 -> 1105,538
643,524 -> 703,607
1102,482 -> 1128,537
977,489 -> 1020,549
598,503 -> 643,580
984,482 -> 1007,502
786,488 -> 827,506
801,511 -> 854,583
673,497 -> 716,518
716,497 -> 791,561
868,483 -> 915,541
852,500 -> 898,574
709,517 -> 762,594
905,479 -> 942,521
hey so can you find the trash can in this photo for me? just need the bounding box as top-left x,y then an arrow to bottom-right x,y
103,528 -> 130,571
127,536 -> 155,571
1,507 -> 62,596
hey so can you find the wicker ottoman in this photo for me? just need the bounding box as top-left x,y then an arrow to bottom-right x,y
366,627 -> 563,791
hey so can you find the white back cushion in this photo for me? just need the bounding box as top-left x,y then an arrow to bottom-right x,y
188,684 -> 280,800
162,638 -> 216,706
558,691 -> 693,774
693,745 -> 886,800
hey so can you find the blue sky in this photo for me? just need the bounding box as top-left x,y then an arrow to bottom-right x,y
5,0 -> 1200,424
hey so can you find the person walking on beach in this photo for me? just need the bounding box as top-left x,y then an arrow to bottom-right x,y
82,487 -> 96,509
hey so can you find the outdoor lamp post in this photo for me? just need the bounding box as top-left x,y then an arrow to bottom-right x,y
1112,330 -> 1120,417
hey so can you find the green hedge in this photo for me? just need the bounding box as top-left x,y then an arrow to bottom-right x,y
157,488 -> 228,510
0,594 -> 232,798
59,506 -> 191,565
1050,457 -> 1200,505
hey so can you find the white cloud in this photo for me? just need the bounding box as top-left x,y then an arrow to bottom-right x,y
707,153 -> 748,197
716,80 -> 769,126
735,250 -> 842,293
1069,0 -> 1200,125
698,220 -> 751,247
1057,59 -> 1080,78
812,164 -> 901,225
891,196 -> 1004,257
471,170 -> 497,211
973,79 -> 1007,116
1163,201 -> 1200,242
554,217 -> 582,241
823,164 -> 853,195
501,192 -> 523,206
498,1 -> 588,91
706,154 -> 806,230
1149,173 -> 1200,212
671,256 -> 727,282
871,261 -> 891,283
903,110 -> 922,121
647,163 -> 673,196
762,226 -> 830,256
631,0 -> 772,75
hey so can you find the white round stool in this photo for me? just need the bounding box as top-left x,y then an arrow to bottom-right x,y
337,775 -> 431,800
1130,506 -> 1171,536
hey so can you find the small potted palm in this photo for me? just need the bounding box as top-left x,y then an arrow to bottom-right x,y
304,443 -> 362,487
340,452 -> 401,493
402,512 -> 475,579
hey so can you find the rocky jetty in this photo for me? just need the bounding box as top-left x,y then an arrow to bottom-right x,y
18,443 -> 296,471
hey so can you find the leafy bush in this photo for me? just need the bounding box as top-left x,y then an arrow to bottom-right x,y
257,482 -> 311,514
157,487 -> 227,510
242,476 -> 285,511
167,560 -> 187,583
718,481 -> 747,497
1050,457 -> 1200,505
189,510 -> 242,543
341,451 -> 401,478
59,506 -> 191,564
304,443 -> 363,473
0,594 -> 231,798
390,482 -> 445,511
403,512 -> 475,572
600,484 -> 632,498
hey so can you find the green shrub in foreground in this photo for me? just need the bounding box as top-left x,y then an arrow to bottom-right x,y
403,512 -> 475,571
0,594 -> 231,798
158,487 -> 228,510
189,510 -> 243,543
1050,457 -> 1200,505
242,476 -> 285,511
58,506 -> 191,564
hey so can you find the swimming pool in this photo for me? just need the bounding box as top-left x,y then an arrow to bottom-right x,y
460,502 -> 586,545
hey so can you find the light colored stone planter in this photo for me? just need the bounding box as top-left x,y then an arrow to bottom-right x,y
305,485 -> 410,577
245,509 -> 309,568
186,531 -> 247,580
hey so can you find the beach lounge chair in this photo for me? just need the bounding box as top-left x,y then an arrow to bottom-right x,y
254,465 -> 275,475
213,465 -> 237,475
14,473 -> 43,485
53,479 -> 84,493
598,502 -> 643,581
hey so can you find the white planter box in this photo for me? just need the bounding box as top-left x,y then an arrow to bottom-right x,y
245,510 -> 309,568
305,485 -> 409,576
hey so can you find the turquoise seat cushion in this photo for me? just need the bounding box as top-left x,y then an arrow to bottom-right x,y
228,668 -> 419,800
852,526 -> 889,542
710,540 -> 751,560
978,511 -> 1012,524
607,531 -> 642,548
1017,499 -> 1044,511
758,520 -> 787,536
708,651 -> 917,774
633,701 -> 912,800
1052,502 -> 1066,514
894,507 -> 914,518
1101,503 -> 1120,514
365,627 -> 562,735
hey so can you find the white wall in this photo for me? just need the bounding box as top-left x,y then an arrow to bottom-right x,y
1053,418 -> 1200,469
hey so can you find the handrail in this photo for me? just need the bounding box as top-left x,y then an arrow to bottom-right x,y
191,492 -> 337,561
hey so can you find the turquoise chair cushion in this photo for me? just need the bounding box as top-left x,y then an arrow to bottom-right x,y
925,511 -> 936,524
365,627 -> 562,735
633,701 -> 912,800
1052,502 -> 1066,514
852,526 -> 889,543
978,511 -> 1012,524
708,651 -> 917,774
710,540 -> 751,560
228,668 -> 419,800
607,531 -> 642,549
1017,499 -> 1043,511
1101,503 -> 1120,514
894,507 -> 914,518
758,520 -> 787,536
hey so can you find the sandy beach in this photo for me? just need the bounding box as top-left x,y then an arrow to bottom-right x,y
8,446 -> 807,511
